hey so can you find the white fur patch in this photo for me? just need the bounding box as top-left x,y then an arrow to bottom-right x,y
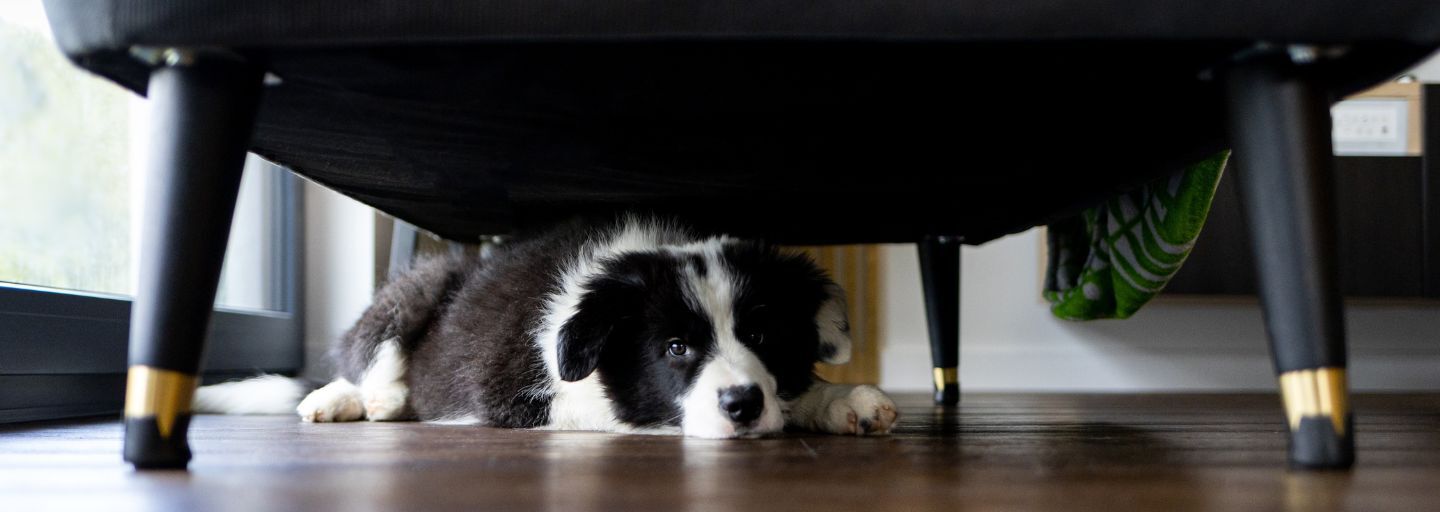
296,378 -> 365,423
784,383 -> 898,436
358,338 -> 409,421
676,248 -> 785,438
544,374 -> 625,432
192,374 -> 307,415
679,350 -> 785,438
427,414 -> 482,426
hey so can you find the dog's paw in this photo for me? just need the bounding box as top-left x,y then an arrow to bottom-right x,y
361,382 -> 409,421
297,379 -> 365,423
822,385 -> 898,436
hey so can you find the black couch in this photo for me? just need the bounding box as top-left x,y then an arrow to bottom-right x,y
42,0 -> 1440,470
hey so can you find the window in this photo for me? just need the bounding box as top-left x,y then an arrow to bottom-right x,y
0,1 -> 132,297
0,1 -> 302,422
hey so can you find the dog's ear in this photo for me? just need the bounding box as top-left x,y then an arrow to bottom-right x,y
815,281 -> 852,364
556,257 -> 650,382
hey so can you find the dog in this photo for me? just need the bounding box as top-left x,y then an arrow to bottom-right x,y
196,216 -> 897,438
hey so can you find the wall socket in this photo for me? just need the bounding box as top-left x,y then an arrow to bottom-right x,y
1331,98 -> 1409,156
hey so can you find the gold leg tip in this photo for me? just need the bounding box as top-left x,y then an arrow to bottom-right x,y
1278,368 -> 1348,435
124,366 -> 198,438
932,367 -> 958,388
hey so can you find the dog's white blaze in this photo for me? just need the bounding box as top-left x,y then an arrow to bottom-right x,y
677,246 -> 785,438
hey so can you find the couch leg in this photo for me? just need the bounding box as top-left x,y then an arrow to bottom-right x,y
918,236 -> 961,406
1224,53 -> 1353,469
125,53 -> 263,469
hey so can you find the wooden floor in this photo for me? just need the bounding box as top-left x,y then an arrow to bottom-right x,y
3,393 -> 1440,511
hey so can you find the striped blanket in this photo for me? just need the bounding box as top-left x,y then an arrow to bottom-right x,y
1043,152 -> 1229,320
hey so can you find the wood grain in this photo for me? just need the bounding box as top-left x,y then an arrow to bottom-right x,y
789,245 -> 881,385
3,393 -> 1439,511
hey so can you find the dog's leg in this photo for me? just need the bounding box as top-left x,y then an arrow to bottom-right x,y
332,257 -> 461,421
358,338 -> 410,421
299,339 -> 410,423
785,383 -> 898,436
296,379 -> 365,423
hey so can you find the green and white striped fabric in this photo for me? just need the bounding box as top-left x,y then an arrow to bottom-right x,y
1043,152 -> 1228,320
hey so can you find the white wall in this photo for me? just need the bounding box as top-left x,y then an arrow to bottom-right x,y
1409,51 -> 1440,82
301,182 -> 375,380
878,232 -> 1440,392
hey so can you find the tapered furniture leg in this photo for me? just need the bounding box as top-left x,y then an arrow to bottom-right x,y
1224,54 -> 1353,469
125,53 -> 263,469
918,236 -> 961,405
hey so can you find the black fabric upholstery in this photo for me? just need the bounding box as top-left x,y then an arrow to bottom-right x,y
42,0 -> 1440,52
40,1 -> 1440,243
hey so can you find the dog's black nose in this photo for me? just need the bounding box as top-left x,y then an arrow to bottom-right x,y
718,385 -> 764,425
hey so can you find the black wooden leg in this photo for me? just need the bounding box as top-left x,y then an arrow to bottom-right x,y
1225,53 -> 1353,469
125,53 -> 262,469
918,236 -> 961,406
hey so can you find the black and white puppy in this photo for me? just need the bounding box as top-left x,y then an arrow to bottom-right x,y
198,216 -> 897,437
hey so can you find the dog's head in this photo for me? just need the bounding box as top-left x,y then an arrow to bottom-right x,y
555,239 -> 850,438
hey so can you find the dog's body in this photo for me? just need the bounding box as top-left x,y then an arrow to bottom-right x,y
199,217 -> 896,437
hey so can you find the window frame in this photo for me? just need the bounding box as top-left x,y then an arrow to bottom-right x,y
0,163 -> 304,423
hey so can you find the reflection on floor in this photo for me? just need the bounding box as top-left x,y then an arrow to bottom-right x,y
2,393 -> 1439,511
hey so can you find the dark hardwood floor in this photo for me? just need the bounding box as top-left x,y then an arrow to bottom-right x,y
3,393 -> 1439,511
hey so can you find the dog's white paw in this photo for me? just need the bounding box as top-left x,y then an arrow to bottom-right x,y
822,385 -> 898,436
361,382 -> 408,421
297,379 -> 365,423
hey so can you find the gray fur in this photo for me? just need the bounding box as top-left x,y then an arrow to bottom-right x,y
335,222 -> 595,427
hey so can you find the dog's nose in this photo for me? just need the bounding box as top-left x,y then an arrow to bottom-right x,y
717,385 -> 764,425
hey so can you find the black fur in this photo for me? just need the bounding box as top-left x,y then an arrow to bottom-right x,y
721,242 -> 835,400
569,252 -> 718,427
333,222 -> 595,427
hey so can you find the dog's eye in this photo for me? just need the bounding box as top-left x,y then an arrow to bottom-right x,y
742,331 -> 764,345
667,338 -> 688,357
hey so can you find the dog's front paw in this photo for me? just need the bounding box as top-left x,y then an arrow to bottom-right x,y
297,379 -> 365,423
822,385 -> 898,436
361,382 -> 409,421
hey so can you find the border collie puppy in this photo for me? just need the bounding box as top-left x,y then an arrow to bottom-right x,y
197,216 -> 897,437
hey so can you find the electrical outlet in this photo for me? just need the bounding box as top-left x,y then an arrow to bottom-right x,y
1331,99 -> 1408,156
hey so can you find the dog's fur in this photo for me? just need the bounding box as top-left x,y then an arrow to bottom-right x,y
198,216 -> 897,437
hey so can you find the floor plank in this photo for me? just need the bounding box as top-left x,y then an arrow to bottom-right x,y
2,393 -> 1439,511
